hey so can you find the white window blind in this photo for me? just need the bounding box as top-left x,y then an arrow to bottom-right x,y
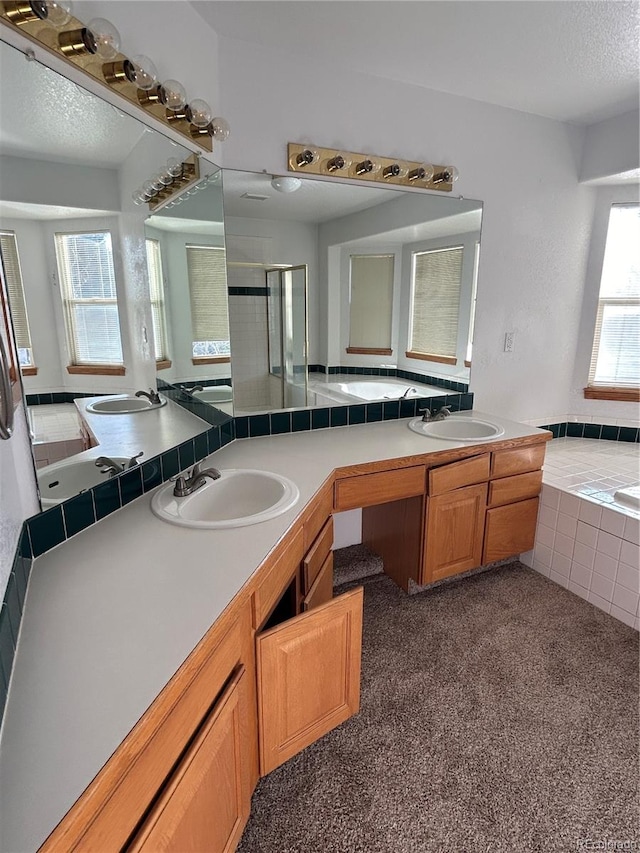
185,245 -> 230,358
54,231 -> 123,366
0,231 -> 34,367
409,246 -> 463,362
145,238 -> 168,362
588,204 -> 640,389
349,254 -> 394,350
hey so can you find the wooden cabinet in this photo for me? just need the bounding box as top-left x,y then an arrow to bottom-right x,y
256,586 -> 363,775
483,497 -> 539,563
423,483 -> 487,583
128,667 -> 251,853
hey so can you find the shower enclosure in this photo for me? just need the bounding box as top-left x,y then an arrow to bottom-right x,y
266,265 -> 308,410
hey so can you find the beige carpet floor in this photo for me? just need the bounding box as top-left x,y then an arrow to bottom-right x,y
238,556 -> 639,853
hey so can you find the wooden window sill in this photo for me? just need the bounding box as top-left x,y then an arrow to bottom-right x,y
191,356 -> 231,365
405,351 -> 457,366
156,359 -> 172,371
346,347 -> 393,356
67,365 -> 126,376
21,366 -> 38,376
583,386 -> 640,402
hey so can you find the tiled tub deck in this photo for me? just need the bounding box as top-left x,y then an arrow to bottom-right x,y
521,437 -> 640,630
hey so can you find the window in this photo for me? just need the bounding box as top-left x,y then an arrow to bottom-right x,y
0,231 -> 35,372
408,245 -> 463,364
55,231 -> 124,373
586,204 -> 640,400
145,238 -> 170,367
185,245 -> 230,363
347,254 -> 394,355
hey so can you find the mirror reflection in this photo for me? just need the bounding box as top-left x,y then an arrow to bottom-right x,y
0,38 -> 218,513
218,169 -> 483,415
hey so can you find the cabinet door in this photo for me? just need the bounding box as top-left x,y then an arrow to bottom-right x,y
128,667 -> 251,853
423,483 -> 487,584
257,586 -> 363,775
483,497 -> 539,563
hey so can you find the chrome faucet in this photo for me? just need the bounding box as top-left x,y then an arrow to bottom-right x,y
179,384 -> 203,399
173,462 -> 221,497
401,387 -> 417,399
135,388 -> 161,404
95,451 -> 143,477
95,456 -> 124,477
419,405 -> 452,422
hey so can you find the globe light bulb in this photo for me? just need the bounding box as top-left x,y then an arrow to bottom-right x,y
44,0 -> 72,26
158,170 -> 173,187
131,189 -> 146,205
87,18 -> 121,61
166,157 -> 183,178
160,79 -> 187,111
209,116 -> 231,142
130,55 -> 158,91
188,98 -> 212,129
142,181 -> 156,199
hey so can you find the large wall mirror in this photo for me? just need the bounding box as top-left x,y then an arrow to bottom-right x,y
0,37 -> 228,515
219,170 -> 483,416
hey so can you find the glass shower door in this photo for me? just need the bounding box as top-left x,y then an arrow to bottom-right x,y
266,265 -> 308,410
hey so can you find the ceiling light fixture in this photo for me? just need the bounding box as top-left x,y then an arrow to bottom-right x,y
271,176 -> 302,193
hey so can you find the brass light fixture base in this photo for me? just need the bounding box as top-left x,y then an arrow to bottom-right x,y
0,11 -> 213,152
287,143 -> 456,192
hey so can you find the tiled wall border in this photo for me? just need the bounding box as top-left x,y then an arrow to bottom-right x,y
0,387 -> 472,718
539,422 -> 639,443
308,364 -> 469,394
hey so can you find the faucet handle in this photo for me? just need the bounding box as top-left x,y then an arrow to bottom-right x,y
127,451 -> 144,469
419,408 -> 432,422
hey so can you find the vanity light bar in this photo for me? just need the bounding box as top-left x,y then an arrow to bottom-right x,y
0,4 -> 230,154
287,143 -> 459,192
133,154 -> 201,211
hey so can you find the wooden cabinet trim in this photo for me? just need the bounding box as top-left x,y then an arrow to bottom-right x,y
303,552 -> 334,612
303,517 -> 334,593
301,478 -> 333,553
252,527 -> 304,630
428,453 -> 490,496
488,470 -> 543,508
334,465 -> 425,512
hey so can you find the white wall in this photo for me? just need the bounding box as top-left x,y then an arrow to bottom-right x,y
580,111 -> 640,183
217,36 -> 598,423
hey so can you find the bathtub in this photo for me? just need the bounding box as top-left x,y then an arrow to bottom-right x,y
521,436 -> 639,630
308,377 -> 448,406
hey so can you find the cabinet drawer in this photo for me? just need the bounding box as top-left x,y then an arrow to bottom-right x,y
303,517 -> 333,593
303,480 -> 333,552
491,444 -> 545,479
488,470 -> 543,508
483,497 -> 539,563
428,454 -> 490,496
252,527 -> 304,629
334,466 -> 425,511
303,552 -> 334,611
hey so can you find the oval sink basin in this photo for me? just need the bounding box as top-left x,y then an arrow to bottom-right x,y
151,468 -> 300,529
408,416 -> 505,442
86,395 -> 166,414
38,456 -> 130,507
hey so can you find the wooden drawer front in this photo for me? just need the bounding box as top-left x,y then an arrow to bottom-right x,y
488,470 -> 543,508
303,517 -> 333,593
334,466 -> 425,512
483,497 -> 540,563
491,444 -> 545,479
303,553 -> 334,612
253,527 -> 304,629
428,454 -> 490,496
303,480 -> 333,552
128,666 -> 250,853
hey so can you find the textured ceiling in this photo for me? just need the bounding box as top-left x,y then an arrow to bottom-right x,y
193,0 -> 640,125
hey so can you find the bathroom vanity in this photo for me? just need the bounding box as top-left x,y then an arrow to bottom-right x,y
0,413 -> 550,852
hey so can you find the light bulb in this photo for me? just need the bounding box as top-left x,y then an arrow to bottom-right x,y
188,98 -> 212,129
408,164 -> 434,183
87,18 -> 121,60
142,181 -> 156,199
160,79 -> 187,111
44,0 -> 72,26
432,165 -> 459,184
151,174 -> 165,192
382,163 -> 403,179
209,116 -> 231,142
131,55 -> 158,91
355,158 -> 379,176
166,157 -> 183,178
295,147 -> 317,167
327,154 -> 349,172
158,171 -> 173,187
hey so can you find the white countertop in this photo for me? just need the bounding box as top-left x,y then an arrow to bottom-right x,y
0,411 -> 548,853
